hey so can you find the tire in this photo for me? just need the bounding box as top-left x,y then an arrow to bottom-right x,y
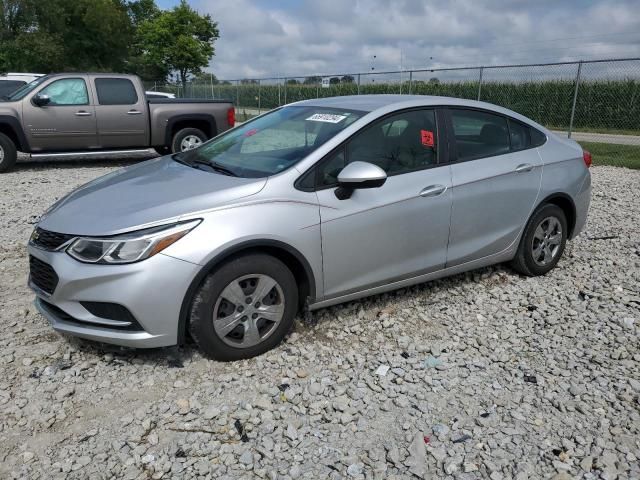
189,254 -> 298,361
511,204 -> 568,276
171,128 -> 207,153
153,146 -> 169,156
0,132 -> 18,173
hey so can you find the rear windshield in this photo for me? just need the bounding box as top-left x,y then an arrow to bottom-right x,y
174,106 -> 365,178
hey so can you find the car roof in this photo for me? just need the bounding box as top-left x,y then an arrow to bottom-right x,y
292,94 -> 547,131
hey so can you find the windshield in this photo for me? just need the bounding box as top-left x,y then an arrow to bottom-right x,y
7,75 -> 50,101
174,106 -> 366,178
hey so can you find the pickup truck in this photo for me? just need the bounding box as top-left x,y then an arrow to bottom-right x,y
0,73 -> 235,172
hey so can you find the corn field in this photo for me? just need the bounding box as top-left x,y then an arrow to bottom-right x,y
146,58 -> 640,135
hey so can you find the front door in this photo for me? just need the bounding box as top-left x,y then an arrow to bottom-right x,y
23,77 -> 98,151
446,108 -> 542,266
315,108 -> 452,299
92,77 -> 149,148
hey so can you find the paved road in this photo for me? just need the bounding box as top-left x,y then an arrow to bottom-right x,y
551,130 -> 640,146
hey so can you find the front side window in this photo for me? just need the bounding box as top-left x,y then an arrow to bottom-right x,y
347,109 -> 437,174
175,106 -> 365,178
39,78 -> 89,106
451,109 -> 510,161
95,78 -> 138,105
314,109 -> 438,187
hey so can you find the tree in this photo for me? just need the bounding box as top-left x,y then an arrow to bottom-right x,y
136,0 -> 219,90
303,76 -> 321,85
329,77 -> 340,84
341,75 -> 354,83
1,0 -> 134,73
429,77 -> 440,84
286,78 -> 299,85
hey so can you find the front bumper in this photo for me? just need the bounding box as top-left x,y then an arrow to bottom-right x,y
28,245 -> 201,348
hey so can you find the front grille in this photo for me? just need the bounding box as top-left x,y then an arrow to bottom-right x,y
29,255 -> 59,295
30,227 -> 75,251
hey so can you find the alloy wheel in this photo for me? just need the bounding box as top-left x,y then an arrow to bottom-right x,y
180,135 -> 203,151
212,274 -> 285,348
531,216 -> 563,266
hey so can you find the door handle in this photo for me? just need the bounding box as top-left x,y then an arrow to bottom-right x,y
515,163 -> 534,173
75,111 -> 92,116
127,110 -> 142,115
419,184 -> 447,197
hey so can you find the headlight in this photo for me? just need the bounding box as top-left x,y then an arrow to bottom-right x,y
66,219 -> 200,264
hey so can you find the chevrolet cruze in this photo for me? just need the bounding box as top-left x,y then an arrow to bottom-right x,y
28,95 -> 591,360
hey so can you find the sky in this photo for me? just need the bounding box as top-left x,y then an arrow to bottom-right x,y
159,0 -> 640,80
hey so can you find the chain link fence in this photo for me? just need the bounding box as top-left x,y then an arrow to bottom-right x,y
146,57 -> 640,168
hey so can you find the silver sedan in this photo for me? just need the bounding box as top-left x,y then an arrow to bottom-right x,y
28,95 -> 591,360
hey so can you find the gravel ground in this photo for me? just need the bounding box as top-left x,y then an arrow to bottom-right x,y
0,160 -> 639,480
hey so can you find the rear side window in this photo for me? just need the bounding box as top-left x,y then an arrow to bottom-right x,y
509,119 -> 530,151
530,128 -> 547,147
450,109 -> 510,161
95,78 -> 138,105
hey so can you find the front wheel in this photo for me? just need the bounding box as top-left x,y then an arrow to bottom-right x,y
511,204 -> 568,276
0,132 -> 18,173
189,254 -> 298,361
171,128 -> 207,153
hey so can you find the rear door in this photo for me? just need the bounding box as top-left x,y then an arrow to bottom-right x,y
22,76 -> 98,151
92,76 -> 149,148
445,108 -> 542,267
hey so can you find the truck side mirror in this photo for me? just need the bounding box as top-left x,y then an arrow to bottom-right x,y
33,94 -> 51,107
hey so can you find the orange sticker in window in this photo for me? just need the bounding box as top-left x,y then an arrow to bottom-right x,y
421,129 -> 434,147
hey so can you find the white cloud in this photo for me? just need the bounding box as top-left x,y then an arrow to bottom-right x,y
192,0 -> 640,80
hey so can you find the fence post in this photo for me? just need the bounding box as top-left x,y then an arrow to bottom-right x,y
477,67 -> 484,101
258,79 -> 261,114
568,61 -> 583,139
408,70 -> 413,94
210,73 -> 214,99
278,81 -> 281,106
357,74 -> 361,95
236,80 -> 240,108
284,78 -> 287,104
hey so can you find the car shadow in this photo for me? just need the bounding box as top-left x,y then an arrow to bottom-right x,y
54,263 -> 517,365
14,152 -> 157,171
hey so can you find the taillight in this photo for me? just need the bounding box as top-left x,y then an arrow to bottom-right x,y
583,149 -> 592,168
227,107 -> 235,128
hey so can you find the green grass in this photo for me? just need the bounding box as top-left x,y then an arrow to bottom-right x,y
578,141 -> 640,169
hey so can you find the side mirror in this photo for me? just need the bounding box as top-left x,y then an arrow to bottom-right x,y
335,161 -> 387,200
33,94 -> 51,107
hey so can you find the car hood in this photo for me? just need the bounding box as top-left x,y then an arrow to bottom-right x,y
38,156 -> 267,235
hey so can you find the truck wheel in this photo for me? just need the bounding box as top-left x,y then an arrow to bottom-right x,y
153,146 -> 170,156
0,132 -> 18,173
171,128 -> 207,153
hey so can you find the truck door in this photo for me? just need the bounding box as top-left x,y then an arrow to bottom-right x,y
23,76 -> 98,151
92,76 -> 149,148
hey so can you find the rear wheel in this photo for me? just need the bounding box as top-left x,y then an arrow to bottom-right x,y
171,128 -> 207,153
189,254 -> 298,361
0,133 -> 18,173
511,204 -> 567,276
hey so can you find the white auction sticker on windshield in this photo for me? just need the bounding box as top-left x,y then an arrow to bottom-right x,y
306,113 -> 347,123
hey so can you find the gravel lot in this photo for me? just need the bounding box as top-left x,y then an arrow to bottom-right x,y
0,160 -> 639,480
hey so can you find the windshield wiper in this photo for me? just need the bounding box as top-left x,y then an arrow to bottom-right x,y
190,158 -> 238,177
